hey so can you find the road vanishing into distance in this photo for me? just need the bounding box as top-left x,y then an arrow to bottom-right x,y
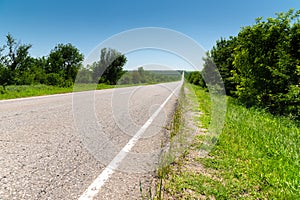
0,81 -> 182,199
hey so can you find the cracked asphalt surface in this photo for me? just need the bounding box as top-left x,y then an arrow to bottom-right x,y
0,81 -> 181,199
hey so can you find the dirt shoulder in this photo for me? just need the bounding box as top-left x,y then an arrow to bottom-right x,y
154,83 -> 216,199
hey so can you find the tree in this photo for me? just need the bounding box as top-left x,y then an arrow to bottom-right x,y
202,53 -> 223,92
1,33 -> 33,85
5,34 -> 32,71
0,63 -> 9,90
32,57 -> 48,84
186,71 -> 205,87
92,48 -> 127,85
210,37 -> 237,95
47,43 -> 84,85
187,9 -> 300,119
0,45 -> 8,89
233,9 -> 300,113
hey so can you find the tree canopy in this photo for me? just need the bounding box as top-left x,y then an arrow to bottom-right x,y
47,43 -> 84,86
188,9 -> 300,119
0,35 -> 131,88
91,48 -> 127,85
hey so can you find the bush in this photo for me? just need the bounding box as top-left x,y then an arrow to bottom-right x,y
46,73 -> 64,86
197,9 -> 300,120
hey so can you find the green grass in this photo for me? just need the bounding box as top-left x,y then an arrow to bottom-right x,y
0,84 -> 71,100
0,83 -> 146,100
162,84 -> 300,199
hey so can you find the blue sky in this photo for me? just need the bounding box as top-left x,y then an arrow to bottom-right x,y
0,0 -> 299,70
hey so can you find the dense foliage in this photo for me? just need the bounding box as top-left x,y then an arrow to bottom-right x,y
0,34 -> 84,88
47,43 -> 84,86
188,9 -> 300,119
87,48 -> 127,85
76,48 -> 128,85
0,35 -> 130,88
186,71 -> 206,88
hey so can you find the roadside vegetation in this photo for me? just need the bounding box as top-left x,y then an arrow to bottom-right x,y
159,84 -> 299,199
1,7 -> 299,199
188,9 -> 300,120
0,84 -> 116,100
158,9 -> 300,199
0,71 -> 181,100
0,34 -> 180,100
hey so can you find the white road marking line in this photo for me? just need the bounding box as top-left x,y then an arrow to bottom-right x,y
0,92 -> 71,103
0,85 -> 146,103
79,81 -> 183,200
0,88 -> 113,103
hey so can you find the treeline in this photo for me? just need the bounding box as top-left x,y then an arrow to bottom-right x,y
76,48 -> 127,85
0,34 -> 128,89
76,50 -> 182,85
0,34 -> 84,88
0,34 -> 179,90
77,65 -> 181,85
187,9 -> 300,120
118,67 -> 181,84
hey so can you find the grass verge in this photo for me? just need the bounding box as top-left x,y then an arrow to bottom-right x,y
0,83 -> 146,100
154,82 -> 201,199
160,84 -> 300,199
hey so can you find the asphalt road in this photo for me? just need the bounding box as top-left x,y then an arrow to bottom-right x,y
0,81 -> 182,200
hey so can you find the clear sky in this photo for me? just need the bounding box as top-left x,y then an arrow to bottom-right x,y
0,0 -> 299,70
